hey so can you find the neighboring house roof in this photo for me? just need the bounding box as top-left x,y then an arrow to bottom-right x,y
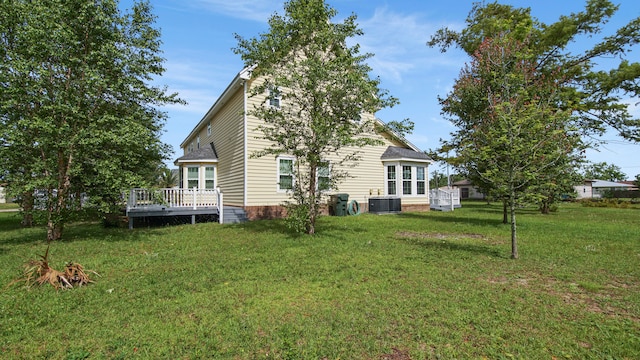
590,179 -> 634,188
174,143 -> 218,165
380,146 -> 432,163
453,179 -> 473,186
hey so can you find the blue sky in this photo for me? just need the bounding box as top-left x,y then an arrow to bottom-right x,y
122,0 -> 640,178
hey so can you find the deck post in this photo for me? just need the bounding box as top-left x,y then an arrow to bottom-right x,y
217,187 -> 223,224
450,191 -> 454,211
192,186 -> 197,210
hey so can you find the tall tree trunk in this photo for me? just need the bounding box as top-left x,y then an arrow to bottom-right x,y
510,194 -> 518,259
21,190 -> 34,227
502,199 -> 508,224
307,164 -> 317,235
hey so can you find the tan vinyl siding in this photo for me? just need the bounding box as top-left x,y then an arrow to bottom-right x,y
244,103 -> 430,207
245,77 -> 292,206
183,83 -> 246,207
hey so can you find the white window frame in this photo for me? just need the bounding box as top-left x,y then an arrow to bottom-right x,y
317,161 -> 331,192
204,166 -> 215,189
402,165 -> 412,195
268,87 -> 281,109
277,156 -> 295,192
385,162 -> 429,197
187,166 -> 199,189
416,166 -> 426,195
196,135 -> 200,149
207,122 -> 211,136
386,165 -> 397,196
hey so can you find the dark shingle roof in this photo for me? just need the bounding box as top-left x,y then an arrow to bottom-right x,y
380,146 -> 432,161
174,143 -> 218,164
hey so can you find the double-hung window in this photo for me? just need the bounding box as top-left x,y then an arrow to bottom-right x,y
385,163 -> 429,197
268,87 -> 281,108
207,123 -> 211,136
187,167 -> 199,189
387,165 -> 397,195
205,166 -> 215,189
278,157 -> 294,191
317,162 -> 331,191
417,166 -> 426,195
402,166 -> 412,195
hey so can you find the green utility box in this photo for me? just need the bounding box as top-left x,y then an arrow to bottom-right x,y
329,193 -> 349,216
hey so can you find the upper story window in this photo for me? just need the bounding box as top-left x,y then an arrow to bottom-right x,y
207,122 -> 211,136
268,87 -> 281,108
278,156 -> 294,191
196,136 -> 200,149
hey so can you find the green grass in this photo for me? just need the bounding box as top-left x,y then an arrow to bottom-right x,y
0,202 -> 19,210
1,202 -> 639,359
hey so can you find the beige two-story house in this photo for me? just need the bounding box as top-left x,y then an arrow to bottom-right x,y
174,66 -> 433,220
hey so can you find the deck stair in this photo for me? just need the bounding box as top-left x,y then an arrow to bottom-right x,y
222,206 -> 248,224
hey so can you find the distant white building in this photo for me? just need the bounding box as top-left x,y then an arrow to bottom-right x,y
0,186 -> 5,204
452,179 -> 486,200
574,179 -> 634,199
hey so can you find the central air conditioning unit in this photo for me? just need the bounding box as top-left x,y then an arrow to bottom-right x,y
368,197 -> 401,214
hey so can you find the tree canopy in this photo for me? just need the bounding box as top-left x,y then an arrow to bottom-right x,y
429,0 -> 640,143
0,0 -> 181,241
234,0 -> 403,234
582,161 -> 627,182
425,0 -> 640,258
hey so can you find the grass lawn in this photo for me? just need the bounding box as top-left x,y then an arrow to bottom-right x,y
0,202 -> 19,210
1,202 -> 638,359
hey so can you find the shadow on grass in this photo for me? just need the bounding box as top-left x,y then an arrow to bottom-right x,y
398,211 -> 506,228
0,216 -> 177,247
399,235 -> 506,258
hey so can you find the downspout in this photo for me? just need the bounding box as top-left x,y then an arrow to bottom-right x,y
243,80 -> 248,208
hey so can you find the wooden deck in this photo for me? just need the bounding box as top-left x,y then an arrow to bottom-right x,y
125,188 -> 229,228
430,188 -> 461,212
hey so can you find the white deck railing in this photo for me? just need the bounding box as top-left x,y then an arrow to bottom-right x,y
126,187 -> 224,223
430,188 -> 460,211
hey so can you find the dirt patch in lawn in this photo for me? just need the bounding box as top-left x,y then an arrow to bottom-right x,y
396,231 -> 505,245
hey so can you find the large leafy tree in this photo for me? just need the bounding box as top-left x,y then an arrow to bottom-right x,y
429,1 -> 640,143
428,1 -> 640,257
0,0 -> 181,241
443,33 -> 581,259
234,0 -> 401,234
582,161 -> 627,181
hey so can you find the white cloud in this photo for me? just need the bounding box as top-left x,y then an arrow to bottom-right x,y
190,0 -> 280,22
354,7 -> 466,85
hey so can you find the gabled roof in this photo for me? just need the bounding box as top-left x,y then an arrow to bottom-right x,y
174,143 -> 218,165
380,146 -> 432,163
179,65 -> 424,155
179,66 -> 253,149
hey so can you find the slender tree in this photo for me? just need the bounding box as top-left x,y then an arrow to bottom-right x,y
442,33 -> 581,259
428,1 -> 640,256
234,0 -> 402,234
0,0 -> 181,241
